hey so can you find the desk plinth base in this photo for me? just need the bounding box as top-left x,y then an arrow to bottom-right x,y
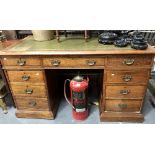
16,110 -> 54,120
100,112 -> 144,122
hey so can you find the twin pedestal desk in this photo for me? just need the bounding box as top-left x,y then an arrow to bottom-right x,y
0,36 -> 155,122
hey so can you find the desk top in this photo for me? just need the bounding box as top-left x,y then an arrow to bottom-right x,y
0,36 -> 155,56
0,40 -> 19,50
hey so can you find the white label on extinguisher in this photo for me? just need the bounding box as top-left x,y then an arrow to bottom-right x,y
75,108 -> 86,112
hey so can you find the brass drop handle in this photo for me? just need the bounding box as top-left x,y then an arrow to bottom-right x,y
29,101 -> 37,107
118,103 -> 128,109
123,59 -> 134,65
25,88 -> 33,94
87,60 -> 96,66
122,75 -> 132,82
51,59 -> 61,66
120,89 -> 130,95
17,59 -> 26,66
22,75 -> 30,81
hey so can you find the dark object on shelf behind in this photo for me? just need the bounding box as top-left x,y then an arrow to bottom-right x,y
0,31 -> 7,42
131,32 -> 148,50
56,30 -> 89,42
98,30 -> 134,46
16,30 -> 32,39
98,32 -> 118,44
114,37 -> 128,47
98,30 -> 149,50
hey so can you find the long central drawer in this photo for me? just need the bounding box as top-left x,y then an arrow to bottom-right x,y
43,57 -> 105,67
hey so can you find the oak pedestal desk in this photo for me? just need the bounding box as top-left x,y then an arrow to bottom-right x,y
0,36 -> 155,122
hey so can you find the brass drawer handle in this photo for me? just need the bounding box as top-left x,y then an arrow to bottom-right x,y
28,101 -> 37,107
120,89 -> 130,95
87,60 -> 96,66
22,75 -> 30,81
17,59 -> 26,66
118,103 -> 128,109
122,75 -> 132,82
51,59 -> 61,66
123,59 -> 134,65
25,88 -> 33,94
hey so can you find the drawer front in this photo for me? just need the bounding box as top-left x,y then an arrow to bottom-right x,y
10,84 -> 47,97
106,55 -> 152,68
7,71 -> 45,83
15,97 -> 49,110
105,99 -> 141,112
2,57 -> 41,67
106,70 -> 149,84
43,57 -> 105,67
105,85 -> 146,99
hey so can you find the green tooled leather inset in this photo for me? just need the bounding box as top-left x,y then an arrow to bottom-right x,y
8,36 -> 132,51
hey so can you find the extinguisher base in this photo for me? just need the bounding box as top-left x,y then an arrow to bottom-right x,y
72,109 -> 88,121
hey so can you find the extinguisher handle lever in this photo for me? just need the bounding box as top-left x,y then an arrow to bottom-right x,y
64,79 -> 75,109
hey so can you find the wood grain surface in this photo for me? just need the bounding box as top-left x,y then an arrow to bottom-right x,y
1,37 -> 155,121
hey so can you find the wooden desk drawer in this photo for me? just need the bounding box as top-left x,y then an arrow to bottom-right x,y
43,57 -> 105,67
7,71 -> 45,83
106,70 -> 149,84
2,57 -> 41,67
10,84 -> 47,97
15,97 -> 49,111
105,85 -> 146,99
106,55 -> 152,68
105,99 -> 141,112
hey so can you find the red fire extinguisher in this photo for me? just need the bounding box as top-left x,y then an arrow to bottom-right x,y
64,74 -> 89,121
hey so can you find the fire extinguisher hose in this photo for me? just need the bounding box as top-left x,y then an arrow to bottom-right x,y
64,79 -> 75,109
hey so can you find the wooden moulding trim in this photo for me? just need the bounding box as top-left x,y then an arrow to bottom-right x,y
2,66 -> 105,70
1,50 -> 155,56
16,110 -> 54,119
100,112 -> 144,122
